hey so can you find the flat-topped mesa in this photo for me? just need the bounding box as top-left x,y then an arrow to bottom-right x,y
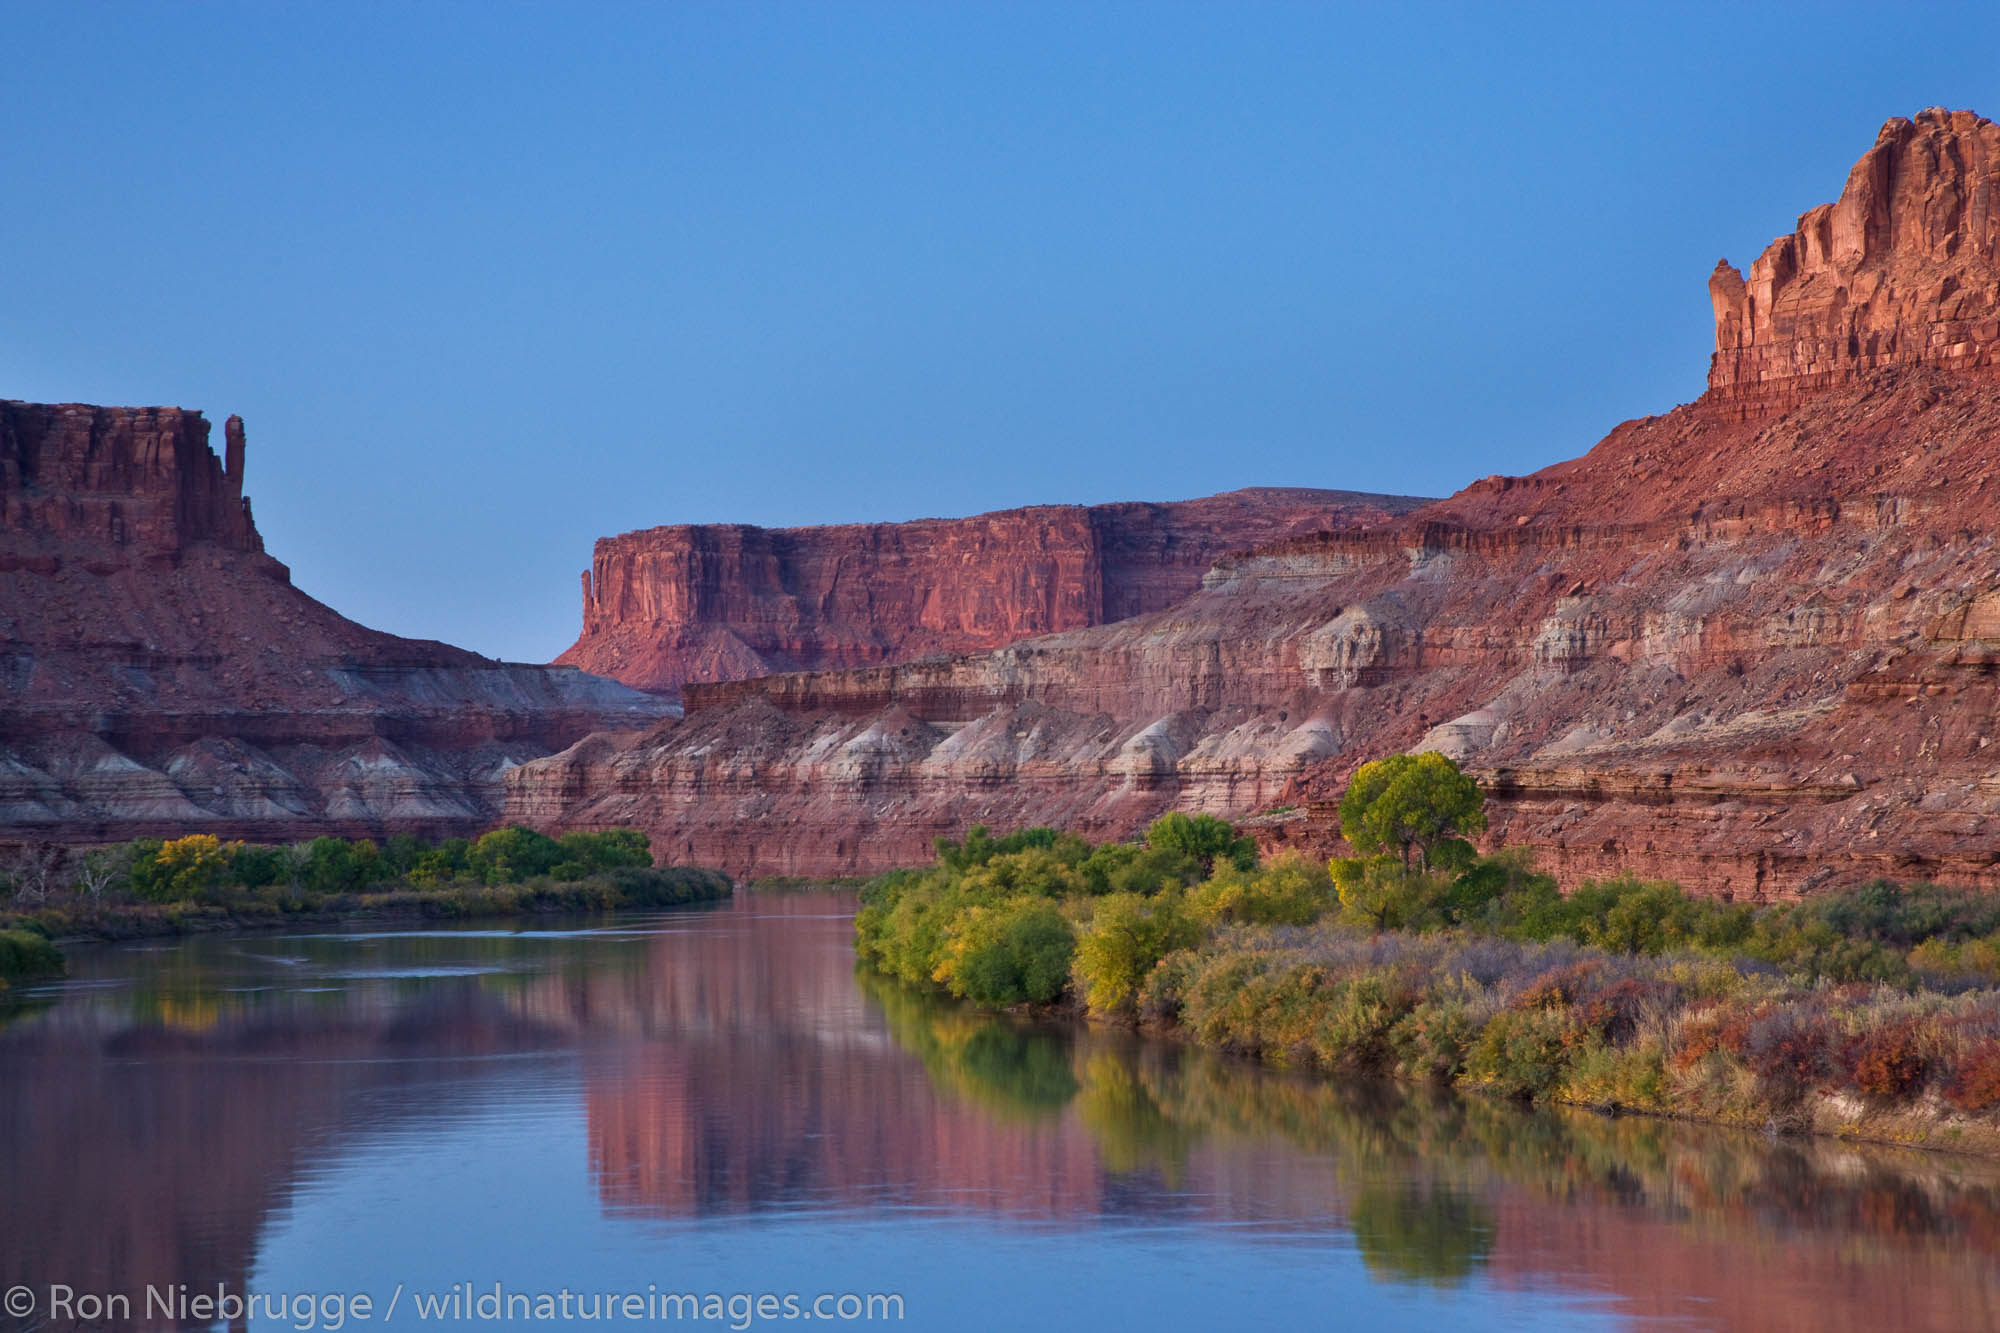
1706,108 -> 2000,420
0,395 -> 676,843
0,401 -> 262,557
556,487 -> 1430,696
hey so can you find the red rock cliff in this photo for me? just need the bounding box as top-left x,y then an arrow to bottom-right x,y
1,401 -> 261,555
1707,108 -> 2000,418
556,488 -> 1429,696
1,401 -> 669,843
508,109 -> 2000,896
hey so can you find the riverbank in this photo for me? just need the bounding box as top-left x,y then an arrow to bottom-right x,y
1131,922 -> 2000,1159
3,865 -> 734,953
853,820 -> 2000,1159
0,826 -> 734,967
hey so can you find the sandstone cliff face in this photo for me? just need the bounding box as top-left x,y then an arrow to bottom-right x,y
1,401 -> 262,555
508,109 -> 2000,896
1707,108 -> 2000,418
556,488 -> 1429,696
0,403 -> 669,842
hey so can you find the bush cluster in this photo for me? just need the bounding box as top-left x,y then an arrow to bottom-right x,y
1148,927 -> 2000,1121
2,826 -> 721,931
856,792 -> 2000,1132
854,815 -> 1309,1011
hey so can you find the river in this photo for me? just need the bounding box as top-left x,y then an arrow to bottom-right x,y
2,891 -> 1997,1331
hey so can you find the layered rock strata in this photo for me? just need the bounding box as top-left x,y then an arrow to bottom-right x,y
556,489 -> 1429,696
1,401 -> 669,842
1707,108 -> 2000,418
508,109 -> 2000,896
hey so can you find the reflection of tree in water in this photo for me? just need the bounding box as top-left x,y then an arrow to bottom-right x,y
956,1023 -> 1079,1114
864,971 -> 2000,1296
1347,1181 -> 1494,1286
1072,1050 -> 1197,1186
858,968 -> 1077,1122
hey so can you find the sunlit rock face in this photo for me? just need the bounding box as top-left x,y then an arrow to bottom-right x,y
511,110 -> 2000,896
1707,108 -> 2000,419
555,488 -> 1430,698
0,401 -> 670,842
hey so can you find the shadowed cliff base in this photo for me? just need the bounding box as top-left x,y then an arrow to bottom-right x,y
510,108 -> 2000,896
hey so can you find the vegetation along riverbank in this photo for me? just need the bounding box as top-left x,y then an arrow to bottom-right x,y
0,827 -> 732,967
855,757 -> 2000,1156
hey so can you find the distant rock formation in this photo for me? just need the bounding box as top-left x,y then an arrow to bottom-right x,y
0,401 -> 669,843
509,109 -> 2000,896
555,489 -> 1431,697
1707,108 -> 2000,418
1,402 -> 261,555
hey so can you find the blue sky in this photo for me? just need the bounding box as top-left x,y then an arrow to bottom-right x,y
6,3 -> 1997,662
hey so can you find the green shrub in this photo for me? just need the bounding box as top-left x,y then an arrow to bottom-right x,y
468,826 -> 563,884
947,901 -> 1076,1006
0,929 -> 64,983
1074,891 -> 1203,1016
1463,1007 -> 1575,1100
1189,852 -> 1335,926
1391,997 -> 1480,1081
1307,969 -> 1412,1072
1145,812 -> 1258,875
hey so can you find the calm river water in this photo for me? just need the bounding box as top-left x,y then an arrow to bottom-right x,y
3,891 -> 1999,1332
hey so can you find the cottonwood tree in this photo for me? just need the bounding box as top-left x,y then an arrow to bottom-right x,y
2,842 -> 65,905
1337,752 -> 1486,872
72,846 -> 127,901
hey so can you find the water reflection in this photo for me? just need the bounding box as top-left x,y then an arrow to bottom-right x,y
1,893 -> 1997,1332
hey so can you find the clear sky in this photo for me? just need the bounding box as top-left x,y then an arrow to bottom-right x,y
6,3 -> 1997,663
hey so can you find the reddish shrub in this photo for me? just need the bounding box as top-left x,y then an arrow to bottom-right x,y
1514,961 -> 1602,1011
1945,1040 -> 2000,1113
1843,1020 -> 1930,1102
1715,1006 -> 1758,1058
1576,977 -> 1667,1045
1672,1007 -> 1732,1071
1744,1007 -> 1835,1095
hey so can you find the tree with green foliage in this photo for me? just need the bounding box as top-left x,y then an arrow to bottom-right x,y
547,830 -> 653,881
1338,752 -> 1486,870
1073,890 -> 1204,1016
933,825 -> 1062,874
230,844 -> 289,890
1188,852 -> 1335,926
941,899 -> 1077,1006
301,836 -> 382,896
468,826 -> 564,885
1144,812 -> 1258,875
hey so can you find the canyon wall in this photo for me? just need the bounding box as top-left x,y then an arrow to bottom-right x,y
1707,108 -> 2000,418
508,108 -> 2000,896
0,401 -> 670,843
556,488 -> 1429,696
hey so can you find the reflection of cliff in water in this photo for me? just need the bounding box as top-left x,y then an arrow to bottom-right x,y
0,986 -> 577,1329
5,896 -> 2000,1333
